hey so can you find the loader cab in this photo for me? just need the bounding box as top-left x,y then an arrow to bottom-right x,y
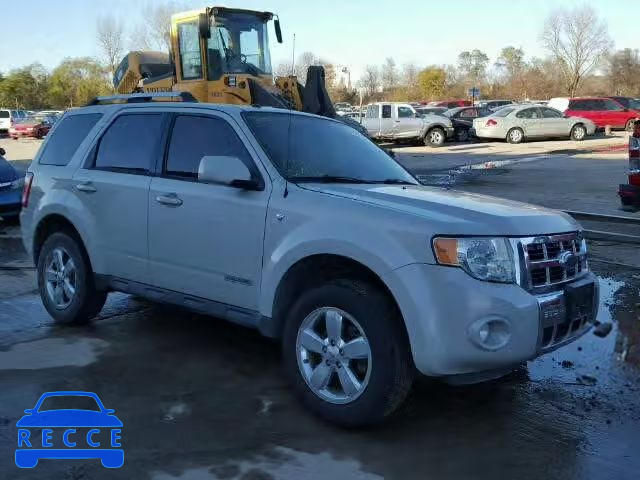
171,7 -> 280,104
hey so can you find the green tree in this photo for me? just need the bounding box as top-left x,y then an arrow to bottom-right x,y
48,57 -> 112,108
0,64 -> 50,109
457,49 -> 489,87
417,67 -> 447,100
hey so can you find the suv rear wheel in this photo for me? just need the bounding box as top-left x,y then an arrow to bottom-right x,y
282,279 -> 413,427
37,232 -> 107,325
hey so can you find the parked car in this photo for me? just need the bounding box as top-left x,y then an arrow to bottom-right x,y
608,96 -> 640,114
443,106 -> 493,141
362,102 -> 454,146
476,100 -> 514,111
9,116 -> 55,139
21,97 -> 598,426
472,104 -> 596,144
0,147 -> 23,219
415,106 -> 448,117
0,109 -> 28,133
548,97 -> 640,131
343,111 -> 365,121
428,99 -> 472,108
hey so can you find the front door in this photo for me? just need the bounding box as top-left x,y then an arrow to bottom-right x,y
147,112 -> 269,310
73,112 -> 167,283
539,107 -> 570,136
393,105 -> 422,139
515,107 -> 544,137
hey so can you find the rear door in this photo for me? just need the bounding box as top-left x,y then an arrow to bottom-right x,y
379,104 -> 394,136
393,105 -> 422,138
73,111 -> 168,284
600,98 -> 626,128
515,107 -> 543,137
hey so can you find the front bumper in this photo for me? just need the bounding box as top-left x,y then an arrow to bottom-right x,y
383,263 -> 599,377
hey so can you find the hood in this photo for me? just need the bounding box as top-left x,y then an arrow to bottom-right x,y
422,114 -> 452,126
303,184 -> 579,236
0,157 -> 17,182
16,410 -> 123,427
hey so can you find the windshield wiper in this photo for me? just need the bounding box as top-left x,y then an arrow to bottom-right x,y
288,175 -> 372,184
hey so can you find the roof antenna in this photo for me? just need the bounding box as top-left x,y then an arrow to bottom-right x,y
284,33 -> 296,198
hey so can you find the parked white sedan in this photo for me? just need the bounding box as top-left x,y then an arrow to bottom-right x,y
472,104 -> 596,144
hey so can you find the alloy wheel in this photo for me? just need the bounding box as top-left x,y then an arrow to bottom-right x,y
44,247 -> 77,309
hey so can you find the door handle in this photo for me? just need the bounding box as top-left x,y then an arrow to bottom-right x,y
75,182 -> 97,193
155,193 -> 183,207
395,120 -> 401,123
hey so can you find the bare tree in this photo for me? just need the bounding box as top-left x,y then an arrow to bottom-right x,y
358,65 -> 381,98
97,15 -> 125,79
132,1 -> 186,52
401,62 -> 419,87
541,5 -> 613,96
607,48 -> 640,96
381,57 -> 398,90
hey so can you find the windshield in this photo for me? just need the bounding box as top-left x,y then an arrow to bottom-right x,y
38,395 -> 101,412
207,12 -> 272,79
243,112 -> 417,184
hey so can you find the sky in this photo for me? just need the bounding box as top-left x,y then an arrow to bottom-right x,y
1,0 -> 636,81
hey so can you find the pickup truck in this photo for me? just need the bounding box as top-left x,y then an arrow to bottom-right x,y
362,102 -> 454,146
21,98 -> 599,427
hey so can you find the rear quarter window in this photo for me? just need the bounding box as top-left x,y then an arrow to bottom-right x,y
38,114 -> 103,166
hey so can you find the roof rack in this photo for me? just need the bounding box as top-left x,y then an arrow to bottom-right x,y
85,92 -> 198,106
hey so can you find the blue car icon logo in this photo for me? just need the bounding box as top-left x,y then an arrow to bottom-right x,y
16,391 -> 123,468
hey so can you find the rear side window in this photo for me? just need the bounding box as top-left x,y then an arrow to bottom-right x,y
39,114 -> 102,166
165,115 -> 252,178
94,114 -> 164,173
0,111 -> 9,118
382,105 -> 392,119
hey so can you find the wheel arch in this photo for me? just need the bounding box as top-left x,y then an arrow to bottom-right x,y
32,214 -> 91,269
263,254 -> 408,343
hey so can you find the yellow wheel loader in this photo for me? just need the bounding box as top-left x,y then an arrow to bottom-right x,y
113,6 -> 351,126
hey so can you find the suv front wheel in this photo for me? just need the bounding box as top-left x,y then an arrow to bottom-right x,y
37,232 -> 107,325
282,280 -> 413,426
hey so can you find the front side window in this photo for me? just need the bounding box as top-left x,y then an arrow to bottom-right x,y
382,105 -> 392,119
207,12 -> 272,80
602,99 -> 624,111
95,114 -> 164,173
243,112 -> 417,184
165,115 -> 252,178
39,114 -> 102,166
397,106 -> 414,118
542,108 -> 563,118
178,21 -> 203,80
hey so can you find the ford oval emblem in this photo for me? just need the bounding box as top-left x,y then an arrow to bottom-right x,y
559,251 -> 578,269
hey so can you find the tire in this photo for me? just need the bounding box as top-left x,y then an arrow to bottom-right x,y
424,127 -> 446,147
506,127 -> 524,144
570,124 -> 587,141
282,279 -> 413,427
626,119 -> 636,132
456,128 -> 470,142
37,231 -> 107,325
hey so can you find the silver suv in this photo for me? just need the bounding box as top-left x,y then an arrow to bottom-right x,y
21,95 -> 599,426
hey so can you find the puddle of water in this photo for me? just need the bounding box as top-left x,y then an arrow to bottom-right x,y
152,446 -> 382,480
163,402 -> 190,422
0,337 -> 108,370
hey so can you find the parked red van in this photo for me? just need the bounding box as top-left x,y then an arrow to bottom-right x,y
548,97 -> 640,130
428,100 -> 472,109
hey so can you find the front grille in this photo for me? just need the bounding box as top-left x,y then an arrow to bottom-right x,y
522,233 -> 587,290
538,286 -> 594,350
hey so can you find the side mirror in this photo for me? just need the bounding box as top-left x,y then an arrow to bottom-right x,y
198,13 -> 211,39
274,17 -> 283,44
0,147 -> 5,156
198,155 -> 260,190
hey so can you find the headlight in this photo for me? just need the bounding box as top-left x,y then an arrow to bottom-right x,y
9,177 -> 24,190
433,237 -> 515,283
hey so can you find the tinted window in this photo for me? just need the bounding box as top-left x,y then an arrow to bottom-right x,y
166,115 -> 252,178
178,21 -> 202,80
366,105 -> 379,118
494,108 -> 514,118
459,108 -> 478,118
602,99 -> 623,111
39,114 -> 102,166
95,114 -> 164,173
243,112 -> 416,183
569,100 -> 588,111
382,105 -> 392,119
0,111 -> 8,118
397,106 -> 414,118
542,108 -> 563,118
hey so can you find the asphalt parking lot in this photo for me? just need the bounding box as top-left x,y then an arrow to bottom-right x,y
1,135 -> 639,479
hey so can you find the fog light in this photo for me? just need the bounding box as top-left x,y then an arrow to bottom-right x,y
468,318 -> 511,351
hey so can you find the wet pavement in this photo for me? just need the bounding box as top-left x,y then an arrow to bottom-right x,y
0,235 -> 639,479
